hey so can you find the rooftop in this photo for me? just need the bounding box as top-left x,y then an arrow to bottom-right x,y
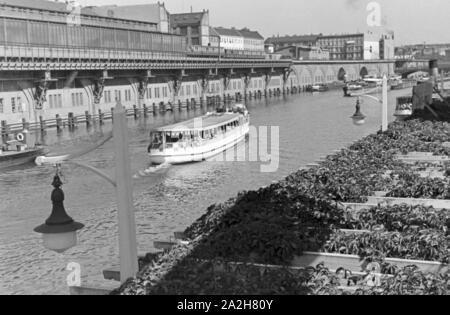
239,28 -> 264,40
82,4 -> 164,25
0,0 -> 68,13
214,27 -> 243,38
171,11 -> 208,26
266,35 -> 320,44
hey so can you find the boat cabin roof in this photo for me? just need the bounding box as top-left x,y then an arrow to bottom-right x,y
154,113 -> 242,133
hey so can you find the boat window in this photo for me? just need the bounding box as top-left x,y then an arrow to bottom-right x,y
150,132 -> 163,150
166,132 -> 184,144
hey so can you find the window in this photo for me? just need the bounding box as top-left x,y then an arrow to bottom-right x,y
193,85 -> 197,95
163,87 -> 168,98
11,98 -> 16,113
49,95 -> 54,108
58,95 -> 62,108
125,90 -> 131,102
105,91 -> 111,103
115,90 -> 121,102
186,85 -> 191,96
155,87 -> 160,98
0,98 -> 3,113
147,88 -> 152,99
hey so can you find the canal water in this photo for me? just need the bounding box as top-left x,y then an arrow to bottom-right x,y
0,89 -> 409,294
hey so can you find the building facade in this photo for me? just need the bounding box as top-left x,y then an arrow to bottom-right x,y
210,27 -> 264,51
239,28 -> 265,51
171,11 -> 210,46
317,34 -> 365,60
379,31 -> 395,60
214,27 -> 244,50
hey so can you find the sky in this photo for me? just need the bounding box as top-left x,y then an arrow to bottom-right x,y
77,0 -> 450,45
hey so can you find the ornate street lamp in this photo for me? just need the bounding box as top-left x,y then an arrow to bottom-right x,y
34,101 -> 138,283
34,173 -> 84,253
350,75 -> 389,132
351,97 -> 366,126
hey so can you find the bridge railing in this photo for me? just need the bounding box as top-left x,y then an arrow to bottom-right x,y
0,44 -> 289,66
0,44 -> 291,70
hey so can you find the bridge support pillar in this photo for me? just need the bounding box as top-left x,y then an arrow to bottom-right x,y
34,71 -> 56,112
137,70 -> 154,110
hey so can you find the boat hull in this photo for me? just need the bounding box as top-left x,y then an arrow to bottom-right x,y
149,123 -> 250,165
0,148 -> 46,170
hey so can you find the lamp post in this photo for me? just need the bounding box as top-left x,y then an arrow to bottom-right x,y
34,101 -> 139,283
350,75 -> 389,132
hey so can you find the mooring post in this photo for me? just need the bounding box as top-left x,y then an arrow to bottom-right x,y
143,104 -> 148,118
1,120 -> 8,142
55,114 -> 62,133
39,116 -> 46,134
112,101 -> 139,283
85,111 -> 91,128
98,109 -> 104,125
68,113 -> 74,130
133,105 -> 138,119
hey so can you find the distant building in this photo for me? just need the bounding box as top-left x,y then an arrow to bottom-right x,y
265,43 -> 275,54
82,2 -> 170,33
317,34 -> 365,60
210,27 -> 264,51
396,43 -> 450,60
239,28 -> 265,51
275,45 -> 329,60
214,27 -> 244,50
379,31 -> 395,60
209,27 -> 220,48
265,35 -> 320,51
266,31 -> 394,60
171,11 -> 210,46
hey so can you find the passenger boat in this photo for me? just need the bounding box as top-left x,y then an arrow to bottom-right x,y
148,104 -> 250,165
0,132 -> 46,170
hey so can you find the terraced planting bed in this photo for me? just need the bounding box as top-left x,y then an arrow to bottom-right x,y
114,119 -> 450,295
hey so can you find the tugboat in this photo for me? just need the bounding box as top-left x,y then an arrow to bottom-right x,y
0,131 -> 46,170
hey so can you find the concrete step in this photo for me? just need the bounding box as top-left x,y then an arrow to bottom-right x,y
69,285 -> 116,295
407,152 -> 434,157
395,155 -> 450,164
417,170 -> 446,179
366,196 -> 450,209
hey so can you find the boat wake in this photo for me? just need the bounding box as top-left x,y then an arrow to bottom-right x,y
134,162 -> 171,178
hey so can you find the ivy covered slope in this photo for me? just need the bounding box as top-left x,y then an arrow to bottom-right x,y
116,119 -> 450,295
